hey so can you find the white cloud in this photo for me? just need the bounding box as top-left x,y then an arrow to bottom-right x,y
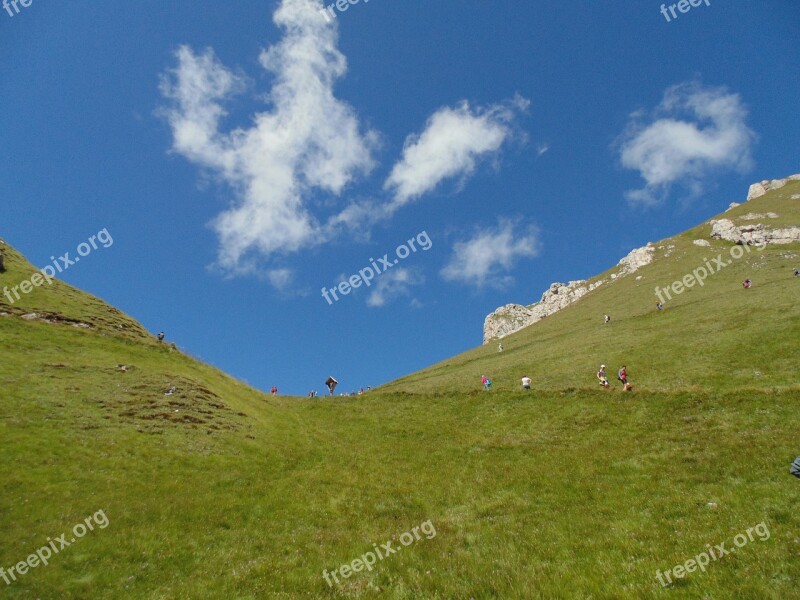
366,268 -> 424,308
266,268 -> 294,290
160,0 -> 529,283
441,218 -> 539,288
618,81 -> 756,206
384,96 -> 528,209
536,143 -> 550,157
160,0 -> 378,274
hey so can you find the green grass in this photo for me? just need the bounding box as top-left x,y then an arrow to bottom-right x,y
1,185 -> 798,598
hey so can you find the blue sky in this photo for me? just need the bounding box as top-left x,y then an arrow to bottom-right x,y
2,0 -> 798,395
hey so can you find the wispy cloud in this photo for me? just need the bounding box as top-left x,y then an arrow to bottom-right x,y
384,96 -> 529,209
366,268 -> 424,307
266,268 -> 294,290
536,143 -> 550,157
441,218 -> 539,288
618,81 -> 756,206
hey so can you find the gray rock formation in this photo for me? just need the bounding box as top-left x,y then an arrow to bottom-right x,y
483,244 -> 653,343
747,174 -> 800,201
710,218 -> 800,246
617,244 -> 655,276
483,279 -> 604,343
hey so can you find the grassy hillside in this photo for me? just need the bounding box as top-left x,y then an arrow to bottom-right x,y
383,180 -> 800,395
1,183 -> 798,599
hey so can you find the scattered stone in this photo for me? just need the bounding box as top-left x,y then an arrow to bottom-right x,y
726,202 -> 741,211
693,239 -> 711,247
21,313 -> 38,320
739,212 -> 778,220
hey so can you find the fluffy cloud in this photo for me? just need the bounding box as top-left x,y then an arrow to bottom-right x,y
384,97 -> 528,209
618,82 -> 756,206
366,268 -> 424,308
441,219 -> 539,288
161,0 -> 528,284
160,0 -> 378,274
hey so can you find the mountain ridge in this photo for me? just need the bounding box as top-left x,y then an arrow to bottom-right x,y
483,174 -> 800,344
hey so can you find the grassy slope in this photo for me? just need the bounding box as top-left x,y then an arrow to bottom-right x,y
383,181 -> 800,395
0,184 -> 798,599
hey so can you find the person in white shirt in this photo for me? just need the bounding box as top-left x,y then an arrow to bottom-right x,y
521,376 -> 531,390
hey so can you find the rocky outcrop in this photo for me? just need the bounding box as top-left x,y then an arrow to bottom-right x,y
617,244 -> 655,276
710,218 -> 800,246
483,304 -> 538,342
483,279 -> 605,343
747,174 -> 800,201
483,243 -> 656,342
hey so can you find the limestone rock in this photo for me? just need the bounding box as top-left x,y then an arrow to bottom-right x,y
693,239 -> 711,247
739,212 -> 778,220
483,279 -> 600,343
618,244 -> 655,275
483,304 -> 535,343
710,218 -> 800,246
747,175 -> 800,201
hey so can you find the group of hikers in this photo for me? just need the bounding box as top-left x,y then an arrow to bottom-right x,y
307,377 -> 370,397
480,366 -> 632,392
265,377 -> 369,398
597,364 -> 633,391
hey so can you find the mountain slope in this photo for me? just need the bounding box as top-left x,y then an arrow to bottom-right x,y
1,180 -> 798,599
382,179 -> 800,395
